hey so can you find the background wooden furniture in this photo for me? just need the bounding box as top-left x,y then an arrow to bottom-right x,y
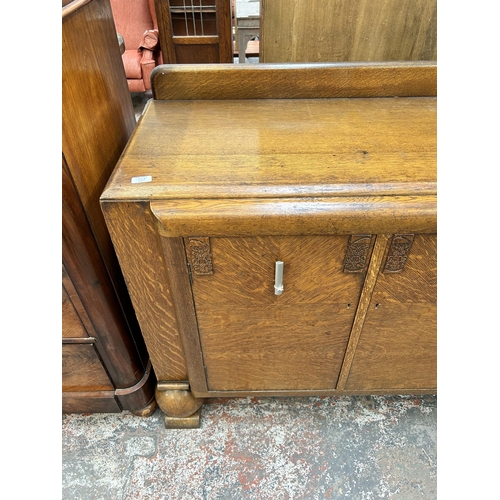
102,63 -> 436,428
62,0 -> 156,414
260,0 -> 437,63
234,0 -> 259,63
154,0 -> 233,63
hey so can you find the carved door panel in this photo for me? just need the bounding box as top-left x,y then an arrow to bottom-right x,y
345,234 -> 437,390
185,235 -> 371,391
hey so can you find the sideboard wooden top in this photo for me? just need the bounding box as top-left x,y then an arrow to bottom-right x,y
102,97 -> 436,201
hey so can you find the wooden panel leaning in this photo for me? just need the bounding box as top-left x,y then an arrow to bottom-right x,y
260,0 -> 437,64
102,62 -> 436,429
151,61 -> 437,100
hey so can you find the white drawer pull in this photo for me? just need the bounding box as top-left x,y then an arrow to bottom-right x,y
274,261 -> 284,295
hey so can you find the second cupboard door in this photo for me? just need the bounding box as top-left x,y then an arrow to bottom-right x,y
186,235 -> 369,391
345,234 -> 437,391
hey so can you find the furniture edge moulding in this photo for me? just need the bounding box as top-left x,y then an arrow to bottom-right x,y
150,195 -> 437,238
62,0 -> 92,18
151,61 -> 437,100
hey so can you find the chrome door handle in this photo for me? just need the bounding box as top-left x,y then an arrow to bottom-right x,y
274,261 -> 284,295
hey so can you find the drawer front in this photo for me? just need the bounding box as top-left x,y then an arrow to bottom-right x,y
188,235 -> 368,391
345,234 -> 437,390
62,393 -> 121,413
62,344 -> 114,392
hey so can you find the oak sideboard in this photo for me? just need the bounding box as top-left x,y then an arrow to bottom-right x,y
101,63 -> 436,428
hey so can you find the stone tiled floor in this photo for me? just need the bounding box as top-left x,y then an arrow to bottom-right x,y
62,395 -> 437,500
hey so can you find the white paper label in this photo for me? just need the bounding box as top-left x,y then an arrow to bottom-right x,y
131,175 -> 152,184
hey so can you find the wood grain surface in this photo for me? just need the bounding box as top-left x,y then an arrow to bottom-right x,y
62,0 -> 136,281
345,235 -> 437,390
151,62 -> 436,100
336,234 -> 391,390
62,392 -> 121,413
62,285 -> 89,339
63,158 -> 145,389
152,196 -> 436,237
100,66 -> 437,398
62,264 -> 97,338
62,0 -> 92,17
159,237 -> 208,393
189,236 -> 366,391
154,0 -> 233,63
62,344 -> 114,391
62,265 -> 92,339
102,97 -> 436,202
260,0 -> 437,63
62,0 -> 156,413
101,201 -> 189,381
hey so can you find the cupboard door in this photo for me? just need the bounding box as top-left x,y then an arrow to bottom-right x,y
188,235 -> 368,391
345,234 -> 437,390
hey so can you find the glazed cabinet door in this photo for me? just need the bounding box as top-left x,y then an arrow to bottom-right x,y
155,0 -> 233,64
184,235 -> 370,392
344,234 -> 437,391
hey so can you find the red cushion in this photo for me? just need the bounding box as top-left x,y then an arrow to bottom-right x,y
110,0 -> 154,50
139,30 -> 159,50
122,50 -> 143,79
128,79 -> 147,93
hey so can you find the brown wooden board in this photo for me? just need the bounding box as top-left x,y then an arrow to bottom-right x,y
101,201 -> 189,381
62,0 -> 155,414
260,0 -> 436,63
151,62 -> 436,100
62,392 -> 121,413
102,97 -> 436,203
62,344 -> 114,392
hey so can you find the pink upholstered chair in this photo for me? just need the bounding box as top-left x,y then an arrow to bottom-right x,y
110,0 -> 163,92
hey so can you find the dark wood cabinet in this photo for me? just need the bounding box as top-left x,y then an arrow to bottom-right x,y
154,0 -> 233,63
101,63 -> 436,428
62,0 -> 156,415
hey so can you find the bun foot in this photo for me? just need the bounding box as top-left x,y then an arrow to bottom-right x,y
155,381 -> 203,429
